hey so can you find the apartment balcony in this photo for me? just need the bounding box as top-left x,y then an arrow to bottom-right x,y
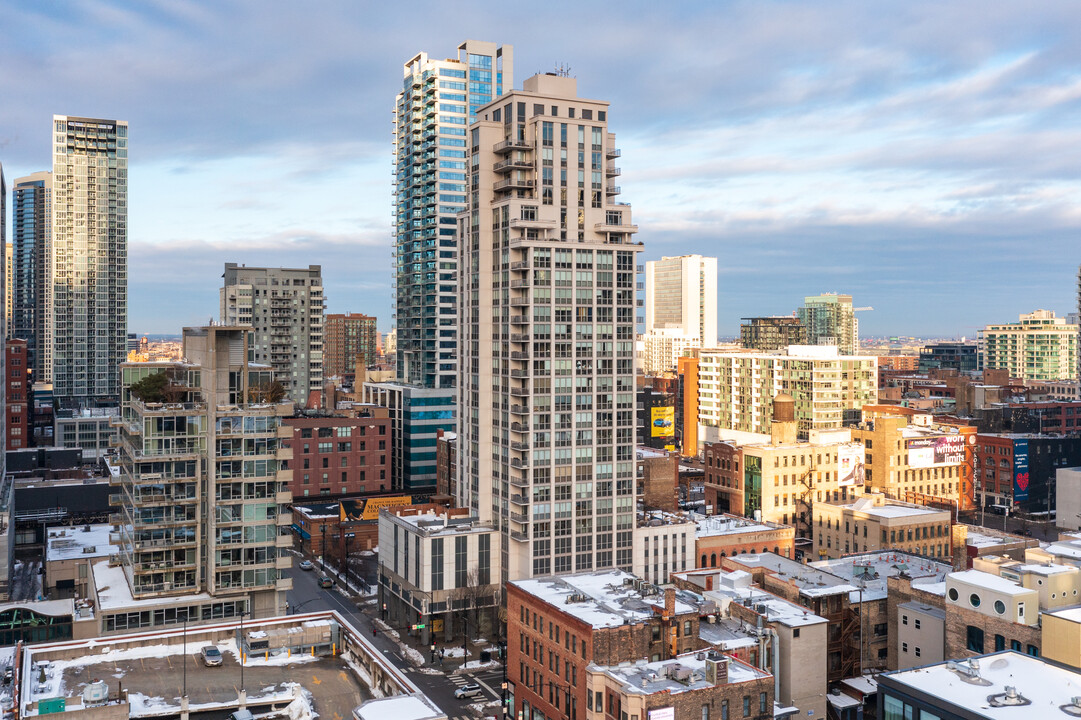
509,404 -> 530,415
510,511 -> 529,525
510,421 -> 530,432
276,555 -> 292,570
510,458 -> 526,469
510,386 -> 529,397
509,296 -> 530,307
510,333 -> 531,343
509,474 -> 529,489
606,147 -> 621,159
605,166 -> 621,177
276,513 -> 292,527
510,259 -> 530,271
277,490 -> 293,504
494,177 -> 535,192
510,369 -> 529,379
511,441 -> 530,451
594,220 -> 639,234
276,447 -> 293,462
277,577 -> 293,591
494,138 -> 532,154
509,217 -> 558,231
494,157 -> 534,173
510,315 -> 529,325
510,530 -> 529,542
605,184 -> 621,196
509,493 -> 529,506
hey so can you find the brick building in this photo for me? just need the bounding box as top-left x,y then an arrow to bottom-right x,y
324,312 -> 378,382
6,339 -> 28,449
283,412 -> 391,498
508,571 -> 704,720
435,430 -> 457,499
638,448 -> 679,512
585,650 -> 775,720
812,494 -> 953,561
693,514 -> 795,566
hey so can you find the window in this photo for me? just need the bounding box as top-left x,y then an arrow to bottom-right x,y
966,625 -> 985,653
915,646 -> 921,657
902,642 -> 908,653
902,614 -> 908,625
1027,644 -> 1039,657
720,700 -> 728,720
914,618 -> 921,630
995,634 -> 1006,651
701,704 -> 709,720
742,696 -> 750,717
759,693 -> 767,713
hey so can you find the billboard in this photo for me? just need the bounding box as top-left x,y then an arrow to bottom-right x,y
651,406 -> 675,438
837,445 -> 865,487
1013,439 -> 1029,505
342,495 -> 415,521
906,435 -> 965,468
648,709 -> 674,720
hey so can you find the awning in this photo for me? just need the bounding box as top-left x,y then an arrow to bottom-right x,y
290,523 -> 311,540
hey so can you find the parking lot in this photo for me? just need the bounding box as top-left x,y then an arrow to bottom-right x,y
47,646 -> 369,720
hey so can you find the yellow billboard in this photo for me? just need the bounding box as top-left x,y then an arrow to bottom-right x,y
651,407 -> 675,438
341,495 -> 415,521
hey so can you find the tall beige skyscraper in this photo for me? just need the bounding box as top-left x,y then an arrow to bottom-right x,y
458,73 -> 641,581
51,115 -> 128,402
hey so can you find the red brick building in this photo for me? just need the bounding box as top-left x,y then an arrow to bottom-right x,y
703,440 -> 743,515
324,312 -> 378,382
283,413 -> 391,498
6,340 -> 29,450
508,571 -> 704,720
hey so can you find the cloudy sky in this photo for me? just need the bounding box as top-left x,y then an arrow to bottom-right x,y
2,1 -> 1079,338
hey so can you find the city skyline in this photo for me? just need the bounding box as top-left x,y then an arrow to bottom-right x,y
2,2 -> 1080,336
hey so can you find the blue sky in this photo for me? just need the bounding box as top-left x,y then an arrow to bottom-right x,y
2,1 -> 1080,338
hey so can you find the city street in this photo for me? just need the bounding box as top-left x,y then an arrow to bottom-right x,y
284,563 -> 503,720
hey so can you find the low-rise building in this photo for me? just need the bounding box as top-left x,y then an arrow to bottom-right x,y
638,447 -> 679,511
508,570 -> 705,720
694,514 -> 795,566
878,651 -> 1081,720
852,408 -> 976,511
54,406 -> 118,460
585,650 -> 777,720
6,338 -> 29,449
633,511 -> 695,585
977,432 -> 1081,514
944,569 -> 1041,659
378,504 -> 499,646
812,493 -> 953,561
44,524 -> 113,600
894,601 -> 946,670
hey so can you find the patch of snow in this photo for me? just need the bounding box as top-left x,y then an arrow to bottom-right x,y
468,700 -> 500,715
344,655 -> 385,699
400,645 -> 424,666
415,667 -> 443,675
457,659 -> 500,672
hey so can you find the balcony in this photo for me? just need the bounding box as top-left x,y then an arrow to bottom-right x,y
494,138 -> 532,154
510,386 -> 529,397
494,157 -> 534,173
510,530 -> 529,542
510,511 -> 529,525
509,474 -> 529,489
510,351 -> 530,360
494,177 -> 535,192
510,260 -> 530,271
510,315 -> 529,325
606,147 -> 621,159
510,404 -> 530,415
509,296 -> 529,307
605,166 -> 621,177
605,184 -> 621,195
511,441 -> 530,451
595,220 -> 639,234
510,333 -> 530,343
509,217 -> 558,231
510,421 -> 530,432
510,369 -> 529,379
509,494 -> 529,506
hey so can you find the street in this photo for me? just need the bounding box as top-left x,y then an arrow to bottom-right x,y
285,564 -> 503,720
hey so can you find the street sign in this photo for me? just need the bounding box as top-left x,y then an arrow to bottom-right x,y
411,623 -> 426,630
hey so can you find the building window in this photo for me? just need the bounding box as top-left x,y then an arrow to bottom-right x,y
967,625 -> 985,653
742,696 -> 750,717
455,536 -> 468,587
701,705 -> 709,720
995,634 -> 1005,652
431,538 -> 444,591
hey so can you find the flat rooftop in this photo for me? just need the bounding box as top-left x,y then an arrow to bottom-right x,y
388,510 -> 494,537
881,651 -> 1081,719
810,551 -> 953,602
948,569 -> 1033,596
694,514 -> 782,538
93,559 -> 214,612
701,570 -> 827,628
511,570 -> 698,629
593,650 -> 770,696
830,496 -> 949,520
46,524 -> 113,562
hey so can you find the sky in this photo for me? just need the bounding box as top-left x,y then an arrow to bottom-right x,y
2,1 -> 1080,338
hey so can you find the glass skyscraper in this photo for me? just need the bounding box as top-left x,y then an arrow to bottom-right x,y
393,40 -> 513,389
12,171 -> 52,381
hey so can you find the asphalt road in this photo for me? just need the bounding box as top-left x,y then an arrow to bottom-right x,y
284,563 -> 503,719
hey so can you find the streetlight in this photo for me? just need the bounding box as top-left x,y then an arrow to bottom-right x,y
238,607 -> 250,705
320,523 -> 328,569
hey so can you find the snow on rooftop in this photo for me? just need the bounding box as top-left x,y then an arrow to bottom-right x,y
694,515 -> 777,537
811,552 -> 953,603
948,570 -> 1032,596
596,651 -> 770,696
703,578 -> 826,628
511,570 -> 697,629
1047,606 -> 1081,623
1015,563 -> 1076,576
1045,542 -> 1081,560
46,524 -> 114,562
353,694 -> 445,720
883,651 -> 1081,718
93,560 -> 213,611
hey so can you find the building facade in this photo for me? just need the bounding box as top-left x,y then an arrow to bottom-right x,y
361,381 -> 455,493
918,341 -> 977,373
282,413 -> 391,498
54,406 -> 118,460
978,309 -> 1078,381
644,254 -> 718,347
11,172 -> 52,381
457,73 -> 641,581
641,327 -> 701,375
6,339 -> 28,450
220,263 -> 325,407
812,494 -> 953,560
51,116 -> 128,402
323,312 -> 378,381
393,40 -> 513,389
740,316 -> 806,351
110,325 -> 293,619
698,345 -> 877,439
797,293 -> 857,355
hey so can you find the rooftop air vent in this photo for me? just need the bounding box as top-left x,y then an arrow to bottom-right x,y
1059,696 -> 1081,717
947,659 -> 993,686
987,686 -> 1030,707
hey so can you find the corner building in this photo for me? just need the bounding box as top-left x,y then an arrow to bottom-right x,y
459,74 -> 641,581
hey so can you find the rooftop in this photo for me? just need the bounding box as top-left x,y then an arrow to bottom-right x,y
591,650 -> 770,696
827,495 -> 949,520
697,569 -> 827,628
92,559 -> 213,611
353,694 -> 445,720
809,551 -> 953,602
948,569 -> 1034,596
694,514 -> 783,538
510,570 -> 698,629
387,509 -> 494,537
46,524 -> 114,562
881,651 -> 1081,719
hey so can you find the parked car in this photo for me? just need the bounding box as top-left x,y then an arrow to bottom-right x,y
228,710 -> 254,720
298,560 -> 314,571
201,646 -> 223,667
454,684 -> 483,700
318,575 -> 334,588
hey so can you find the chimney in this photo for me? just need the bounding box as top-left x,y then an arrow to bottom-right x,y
665,587 -> 675,618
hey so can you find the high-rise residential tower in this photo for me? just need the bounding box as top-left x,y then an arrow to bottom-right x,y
324,312 -> 378,379
644,254 -> 718,345
220,263 -> 324,407
111,325 -> 293,618
797,292 -> 857,354
458,73 -> 641,581
978,309 -> 1078,381
51,116 -> 128,402
393,40 -> 513,389
11,171 -> 52,380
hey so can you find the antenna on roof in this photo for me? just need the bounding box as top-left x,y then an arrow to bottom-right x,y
554,62 -> 573,78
